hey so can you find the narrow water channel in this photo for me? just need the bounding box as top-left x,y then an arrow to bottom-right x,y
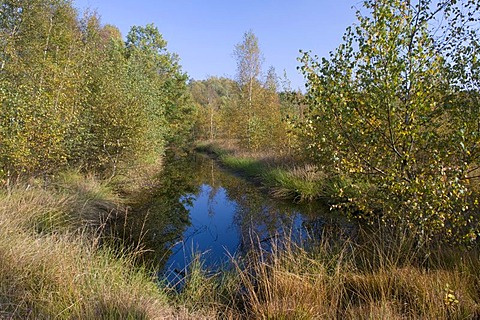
121,152 -> 351,280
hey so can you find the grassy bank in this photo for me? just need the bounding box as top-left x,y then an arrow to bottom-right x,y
249,228 -> 479,319
195,140 -> 336,202
0,170 -> 200,319
191,140 -> 480,319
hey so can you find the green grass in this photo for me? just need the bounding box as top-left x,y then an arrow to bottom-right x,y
196,140 -> 330,202
194,141 -> 380,210
264,165 -> 326,202
219,155 -> 265,178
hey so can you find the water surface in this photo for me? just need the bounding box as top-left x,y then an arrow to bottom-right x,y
122,153 -> 350,279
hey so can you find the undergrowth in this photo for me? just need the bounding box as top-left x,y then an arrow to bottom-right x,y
1,157 -> 478,319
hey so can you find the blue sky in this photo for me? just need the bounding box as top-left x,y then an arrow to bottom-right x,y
73,1 -> 360,91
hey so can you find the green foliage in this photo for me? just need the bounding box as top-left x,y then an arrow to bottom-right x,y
0,2 -> 195,178
1,0 -> 82,174
190,32 -> 299,154
233,32 -> 284,151
190,32 -> 292,153
126,24 -> 196,150
298,0 -> 480,243
234,29 -> 263,105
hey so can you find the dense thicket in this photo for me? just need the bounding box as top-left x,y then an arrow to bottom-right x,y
298,0 -> 480,243
0,0 -> 194,179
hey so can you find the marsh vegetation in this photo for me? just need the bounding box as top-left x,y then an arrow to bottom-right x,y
1,0 -> 480,318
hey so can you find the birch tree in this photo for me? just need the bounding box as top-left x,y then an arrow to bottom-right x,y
234,30 -> 263,105
299,0 -> 480,243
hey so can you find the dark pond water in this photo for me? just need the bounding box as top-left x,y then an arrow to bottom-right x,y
121,152 -> 352,282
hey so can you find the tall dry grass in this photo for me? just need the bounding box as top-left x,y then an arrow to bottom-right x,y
183,226 -> 479,319
244,229 -> 477,319
0,173 -> 196,319
190,140 -> 480,319
3,167 -> 478,319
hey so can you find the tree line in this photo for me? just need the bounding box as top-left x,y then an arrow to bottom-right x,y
190,30 -> 304,153
0,0 -> 195,180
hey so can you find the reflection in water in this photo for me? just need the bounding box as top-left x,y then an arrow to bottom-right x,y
118,154 -> 198,271
168,185 -> 239,270
121,152 -> 352,279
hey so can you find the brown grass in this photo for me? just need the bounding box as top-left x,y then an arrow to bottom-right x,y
0,174 -> 200,319
217,228 -> 480,319
190,140 -> 480,319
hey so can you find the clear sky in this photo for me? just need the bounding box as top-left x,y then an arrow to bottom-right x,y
73,1 -> 360,91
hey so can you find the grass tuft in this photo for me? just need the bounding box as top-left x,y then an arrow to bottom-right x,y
148,223 -> 480,319
223,227 -> 479,319
219,155 -> 265,178
264,164 -> 326,202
